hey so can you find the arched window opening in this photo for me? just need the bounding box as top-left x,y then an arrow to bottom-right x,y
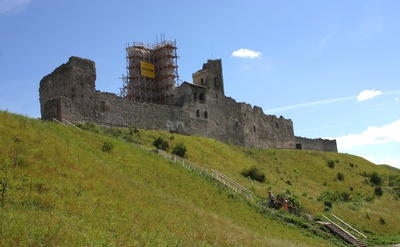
235,121 -> 239,127
204,111 -> 208,119
196,109 -> 200,117
199,93 -> 205,102
214,77 -> 219,89
200,78 -> 204,85
253,126 -> 256,132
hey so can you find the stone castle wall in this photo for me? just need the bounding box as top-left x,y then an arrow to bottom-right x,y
295,136 -> 338,152
39,56 -> 337,152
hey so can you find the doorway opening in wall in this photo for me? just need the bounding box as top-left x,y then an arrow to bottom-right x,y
296,143 -> 302,150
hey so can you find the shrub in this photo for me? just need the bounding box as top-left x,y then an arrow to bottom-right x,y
340,192 -> 351,202
327,160 -> 335,169
77,122 -> 100,133
1,163 -> 9,207
172,143 -> 187,158
104,127 -> 123,138
324,201 -> 333,211
153,137 -> 170,151
101,141 -> 114,153
241,166 -> 266,183
337,172 -> 345,181
374,186 -> 383,197
370,172 -> 383,186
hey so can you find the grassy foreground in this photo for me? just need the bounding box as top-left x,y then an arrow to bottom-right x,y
1,111 -> 399,246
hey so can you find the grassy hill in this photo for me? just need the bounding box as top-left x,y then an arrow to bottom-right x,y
1,111 -> 399,246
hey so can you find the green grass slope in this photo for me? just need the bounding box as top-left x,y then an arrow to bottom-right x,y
0,111 -> 399,246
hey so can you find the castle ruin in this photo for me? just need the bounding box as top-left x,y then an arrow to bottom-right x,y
39,39 -> 337,152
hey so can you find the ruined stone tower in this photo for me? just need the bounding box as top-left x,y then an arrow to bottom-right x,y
39,57 -> 96,121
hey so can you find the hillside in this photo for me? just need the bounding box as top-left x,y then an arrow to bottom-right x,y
1,111 -> 399,246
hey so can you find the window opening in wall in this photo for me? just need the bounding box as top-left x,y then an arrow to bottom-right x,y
296,143 -> 302,150
214,77 -> 219,89
100,101 -> 106,112
199,93 -> 205,102
201,78 -> 204,85
196,109 -> 200,117
235,121 -> 239,127
204,111 -> 208,118
253,126 -> 256,132
194,92 -> 198,100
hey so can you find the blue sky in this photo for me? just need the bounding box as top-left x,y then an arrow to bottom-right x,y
1,0 -> 399,168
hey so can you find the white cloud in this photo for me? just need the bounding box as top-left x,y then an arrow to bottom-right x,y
336,119 -> 400,150
357,89 -> 382,101
267,90 -> 400,113
266,96 -> 355,113
0,0 -> 31,14
231,48 -> 261,59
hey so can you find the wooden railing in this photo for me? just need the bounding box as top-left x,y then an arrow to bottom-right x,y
156,150 -> 252,199
331,214 -> 367,244
52,118 -> 81,130
322,214 -> 367,246
157,150 -> 208,175
211,169 -> 253,199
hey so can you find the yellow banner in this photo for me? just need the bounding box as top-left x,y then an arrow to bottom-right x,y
140,61 -> 155,78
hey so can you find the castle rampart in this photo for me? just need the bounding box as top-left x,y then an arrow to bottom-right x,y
295,136 -> 338,152
39,56 -> 337,152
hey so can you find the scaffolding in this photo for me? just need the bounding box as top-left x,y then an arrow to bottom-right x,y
121,37 -> 179,105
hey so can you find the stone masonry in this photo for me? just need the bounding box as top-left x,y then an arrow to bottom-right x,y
39,56 -> 337,152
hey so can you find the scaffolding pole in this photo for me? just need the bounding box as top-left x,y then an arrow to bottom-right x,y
121,38 -> 179,105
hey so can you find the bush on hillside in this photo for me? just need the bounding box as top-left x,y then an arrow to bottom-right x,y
241,166 -> 266,183
153,137 -> 170,151
370,172 -> 383,186
374,186 -> 384,197
327,160 -> 335,169
172,143 -> 187,158
337,172 -> 345,181
104,127 -> 123,138
77,122 -> 101,133
101,141 -> 114,153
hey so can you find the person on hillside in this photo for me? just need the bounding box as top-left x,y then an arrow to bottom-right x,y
281,196 -> 288,211
268,191 -> 275,207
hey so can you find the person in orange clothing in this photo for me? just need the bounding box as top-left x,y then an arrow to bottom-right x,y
281,196 -> 288,211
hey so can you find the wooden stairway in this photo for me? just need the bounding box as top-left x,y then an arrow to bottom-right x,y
321,215 -> 368,247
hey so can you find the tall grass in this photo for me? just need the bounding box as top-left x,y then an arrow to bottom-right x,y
1,112 -> 399,246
